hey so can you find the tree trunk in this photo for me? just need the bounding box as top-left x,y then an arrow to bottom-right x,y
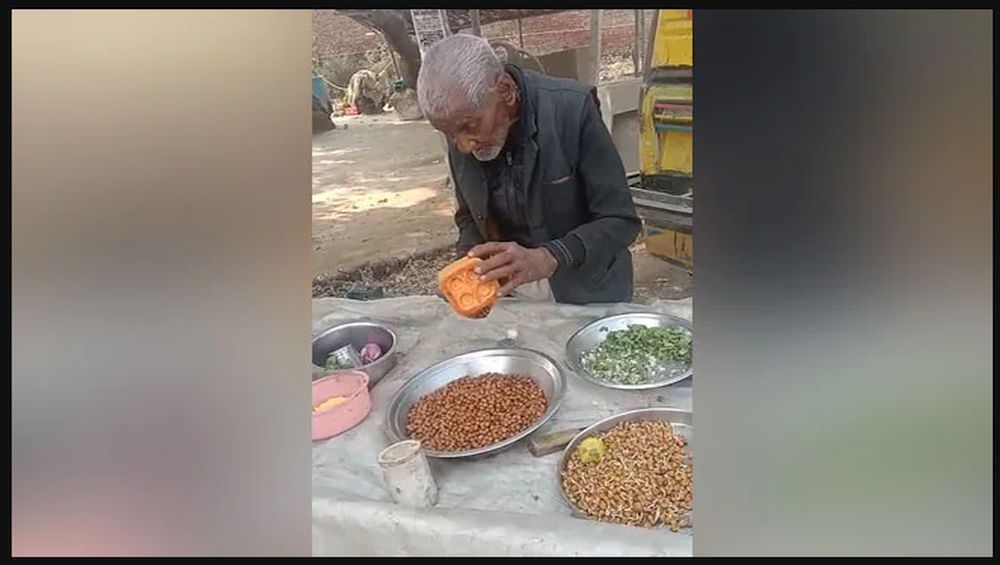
342,9 -> 421,89
336,10 -> 573,89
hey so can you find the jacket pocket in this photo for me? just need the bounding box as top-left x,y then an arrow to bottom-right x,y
541,172 -> 582,236
544,174 -> 575,186
541,156 -> 575,186
586,251 -> 619,287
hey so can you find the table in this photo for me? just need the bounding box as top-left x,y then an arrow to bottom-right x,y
312,295 -> 693,556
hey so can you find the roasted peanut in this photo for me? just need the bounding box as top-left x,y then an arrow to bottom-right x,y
406,373 -> 547,452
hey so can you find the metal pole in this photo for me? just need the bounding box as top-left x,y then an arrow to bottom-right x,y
383,33 -> 401,82
644,10 -> 659,79
441,10 -> 451,36
638,10 -> 645,73
633,9 -> 641,76
471,10 -> 482,36
590,9 -> 603,86
517,11 -> 524,47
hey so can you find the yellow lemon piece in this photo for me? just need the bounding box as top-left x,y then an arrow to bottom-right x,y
312,395 -> 348,415
577,437 -> 607,463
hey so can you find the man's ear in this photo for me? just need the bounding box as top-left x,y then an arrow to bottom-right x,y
497,73 -> 518,106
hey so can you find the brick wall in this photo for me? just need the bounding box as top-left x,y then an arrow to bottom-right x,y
313,11 -> 383,59
480,9 -> 649,57
313,9 -> 652,61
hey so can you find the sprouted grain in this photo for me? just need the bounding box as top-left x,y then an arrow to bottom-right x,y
561,420 -> 692,531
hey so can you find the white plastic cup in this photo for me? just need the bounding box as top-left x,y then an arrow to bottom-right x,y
377,440 -> 438,508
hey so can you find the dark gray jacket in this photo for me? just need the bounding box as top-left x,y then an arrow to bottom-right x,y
448,66 -> 642,304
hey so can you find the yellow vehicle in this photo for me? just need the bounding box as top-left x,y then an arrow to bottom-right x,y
632,9 -> 693,271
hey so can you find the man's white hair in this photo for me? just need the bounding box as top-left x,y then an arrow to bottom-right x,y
417,33 -> 505,122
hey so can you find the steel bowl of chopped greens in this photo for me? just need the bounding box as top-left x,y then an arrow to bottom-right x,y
565,313 -> 692,390
311,321 -> 397,386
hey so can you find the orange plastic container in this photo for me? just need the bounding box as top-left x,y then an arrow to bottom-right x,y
438,257 -> 499,318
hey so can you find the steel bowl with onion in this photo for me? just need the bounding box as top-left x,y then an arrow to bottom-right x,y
385,347 -> 566,459
312,321 -> 398,385
564,312 -> 693,391
557,407 -> 693,520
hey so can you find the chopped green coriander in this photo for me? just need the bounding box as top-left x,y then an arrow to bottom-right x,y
581,325 -> 692,385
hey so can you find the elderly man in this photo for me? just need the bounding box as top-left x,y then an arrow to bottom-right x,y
417,34 -> 642,304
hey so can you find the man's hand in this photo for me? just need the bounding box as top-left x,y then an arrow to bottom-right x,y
468,241 -> 558,296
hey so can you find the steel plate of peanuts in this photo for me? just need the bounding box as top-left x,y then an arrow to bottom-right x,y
558,407 -> 693,524
385,348 -> 567,459
564,312 -> 693,390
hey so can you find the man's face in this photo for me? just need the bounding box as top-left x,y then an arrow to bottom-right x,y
429,73 -> 518,162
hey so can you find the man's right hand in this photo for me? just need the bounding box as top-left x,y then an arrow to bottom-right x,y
468,241 -> 558,296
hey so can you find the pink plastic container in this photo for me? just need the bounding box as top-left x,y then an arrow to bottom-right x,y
312,371 -> 371,441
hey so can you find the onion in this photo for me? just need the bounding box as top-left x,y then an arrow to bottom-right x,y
360,343 -> 382,364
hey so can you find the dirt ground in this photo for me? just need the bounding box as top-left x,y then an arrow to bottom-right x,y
312,113 -> 457,276
312,113 -> 691,303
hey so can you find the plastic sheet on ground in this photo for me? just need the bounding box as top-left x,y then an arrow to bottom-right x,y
312,295 -> 693,557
